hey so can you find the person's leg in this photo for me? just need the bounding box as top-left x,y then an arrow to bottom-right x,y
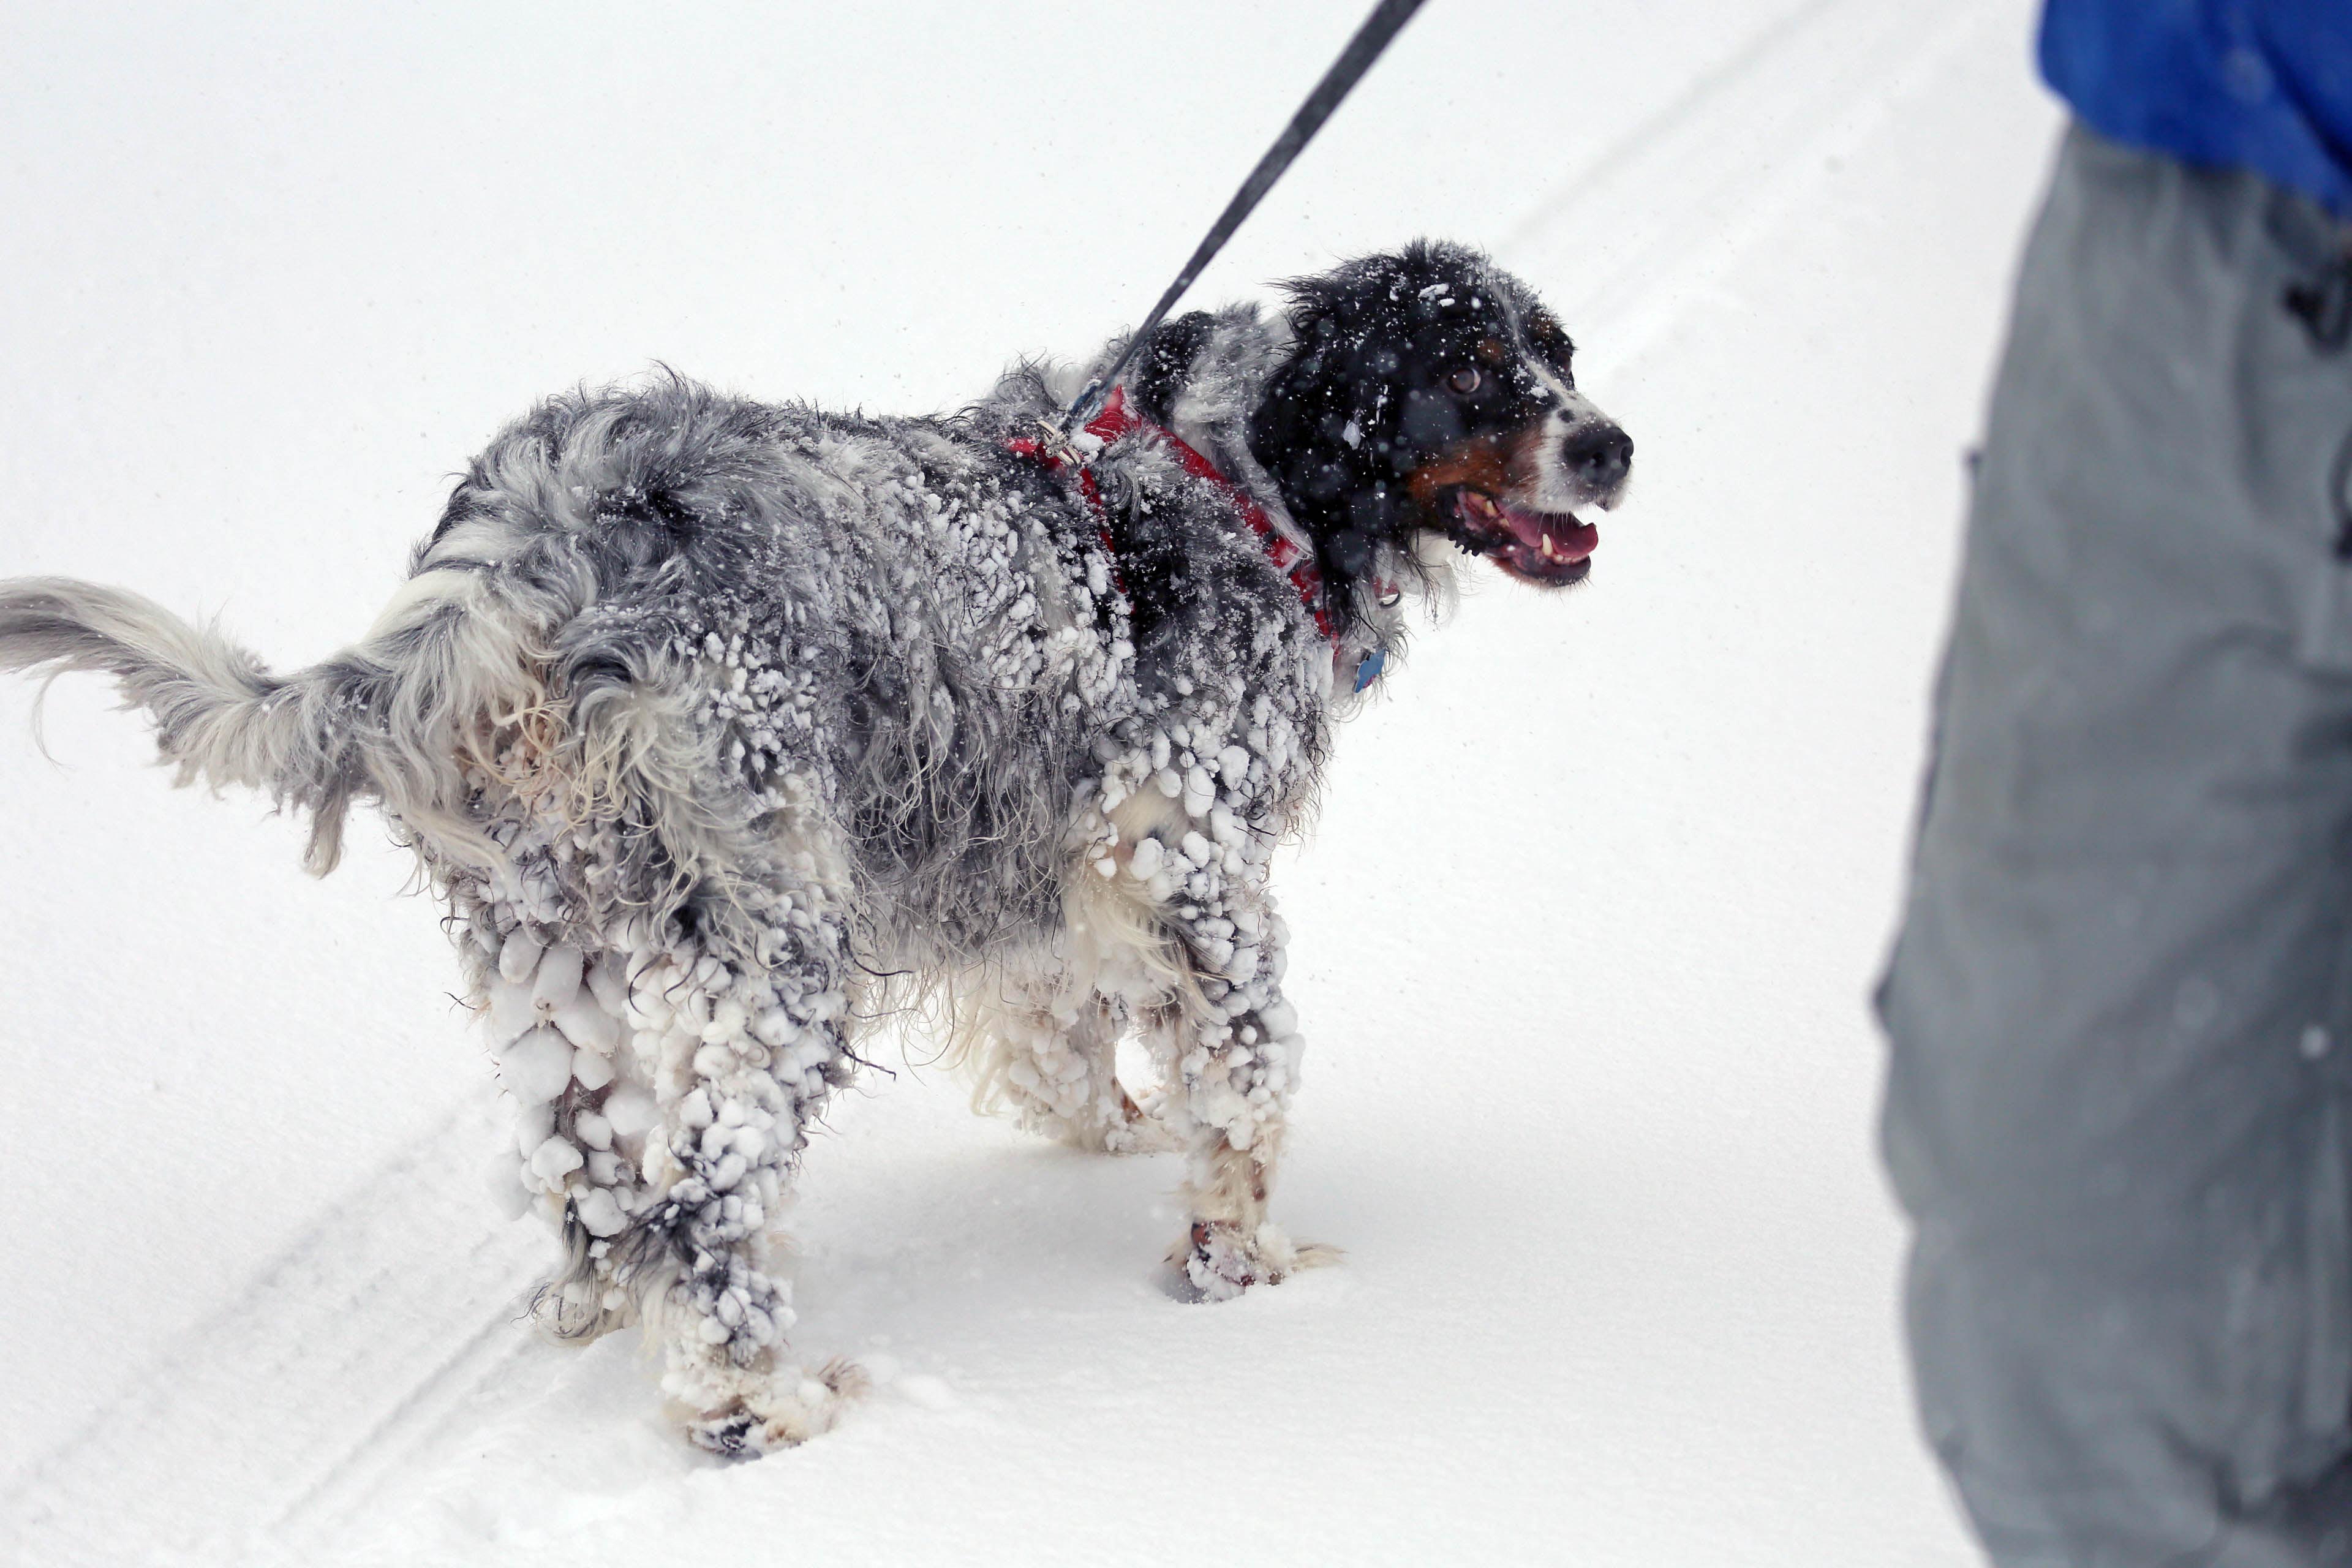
1880,125 -> 2352,1566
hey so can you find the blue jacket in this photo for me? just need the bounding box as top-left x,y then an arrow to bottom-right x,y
2041,0 -> 2352,217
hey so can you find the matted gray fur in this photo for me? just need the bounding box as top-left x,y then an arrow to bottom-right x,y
0,244 -> 1627,1455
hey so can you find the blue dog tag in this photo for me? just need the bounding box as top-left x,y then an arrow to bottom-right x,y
1353,649 -> 1385,692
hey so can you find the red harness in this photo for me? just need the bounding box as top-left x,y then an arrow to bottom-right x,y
1006,386 -> 1337,644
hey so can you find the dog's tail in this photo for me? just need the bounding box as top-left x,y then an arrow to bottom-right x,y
0,573 -> 547,875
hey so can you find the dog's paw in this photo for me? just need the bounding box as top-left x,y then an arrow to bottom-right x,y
1030,1085 -> 1180,1156
682,1357 -> 868,1459
1169,1220 -> 1341,1302
1097,1109 -> 1182,1156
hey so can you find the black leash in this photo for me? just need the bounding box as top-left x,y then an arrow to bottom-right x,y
1053,0 -> 1431,435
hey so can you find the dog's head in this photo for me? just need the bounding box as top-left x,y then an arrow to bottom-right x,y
1245,241 -> 1630,606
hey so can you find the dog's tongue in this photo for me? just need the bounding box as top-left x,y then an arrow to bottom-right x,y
1497,501 -> 1599,570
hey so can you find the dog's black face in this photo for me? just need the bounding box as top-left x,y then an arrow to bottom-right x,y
1245,242 -> 1632,608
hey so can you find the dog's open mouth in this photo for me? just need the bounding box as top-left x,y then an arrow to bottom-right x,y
1447,489 -> 1598,586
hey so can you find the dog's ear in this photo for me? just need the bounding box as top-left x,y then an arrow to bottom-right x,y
1129,311 -> 1216,428
1247,268 -> 1423,575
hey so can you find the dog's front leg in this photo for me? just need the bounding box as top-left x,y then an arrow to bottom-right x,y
1147,902 -> 1335,1299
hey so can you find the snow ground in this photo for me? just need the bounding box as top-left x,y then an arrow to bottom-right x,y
0,1 -> 2059,1562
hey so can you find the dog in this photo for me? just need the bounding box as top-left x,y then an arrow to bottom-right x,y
0,240 -> 1631,1455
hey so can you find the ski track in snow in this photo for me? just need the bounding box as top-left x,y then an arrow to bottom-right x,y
1,0 -> 2048,1561
1507,0 -> 2002,374
4,1099 -> 543,1565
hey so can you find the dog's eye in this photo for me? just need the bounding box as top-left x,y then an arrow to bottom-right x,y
1448,367 -> 1482,394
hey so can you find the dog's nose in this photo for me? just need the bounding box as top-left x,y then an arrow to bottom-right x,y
1562,423 -> 1633,494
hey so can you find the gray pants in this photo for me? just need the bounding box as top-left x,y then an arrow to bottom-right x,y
1879,126 -> 2352,1566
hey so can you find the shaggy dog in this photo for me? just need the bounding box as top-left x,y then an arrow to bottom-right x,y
0,240 -> 1631,1455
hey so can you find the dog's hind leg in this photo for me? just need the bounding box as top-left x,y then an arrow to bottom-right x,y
598,853 -> 872,1458
447,845 -> 657,1348
962,963 -> 1166,1154
440,784 -> 866,1457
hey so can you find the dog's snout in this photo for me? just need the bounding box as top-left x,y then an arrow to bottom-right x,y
1562,423 -> 1633,494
